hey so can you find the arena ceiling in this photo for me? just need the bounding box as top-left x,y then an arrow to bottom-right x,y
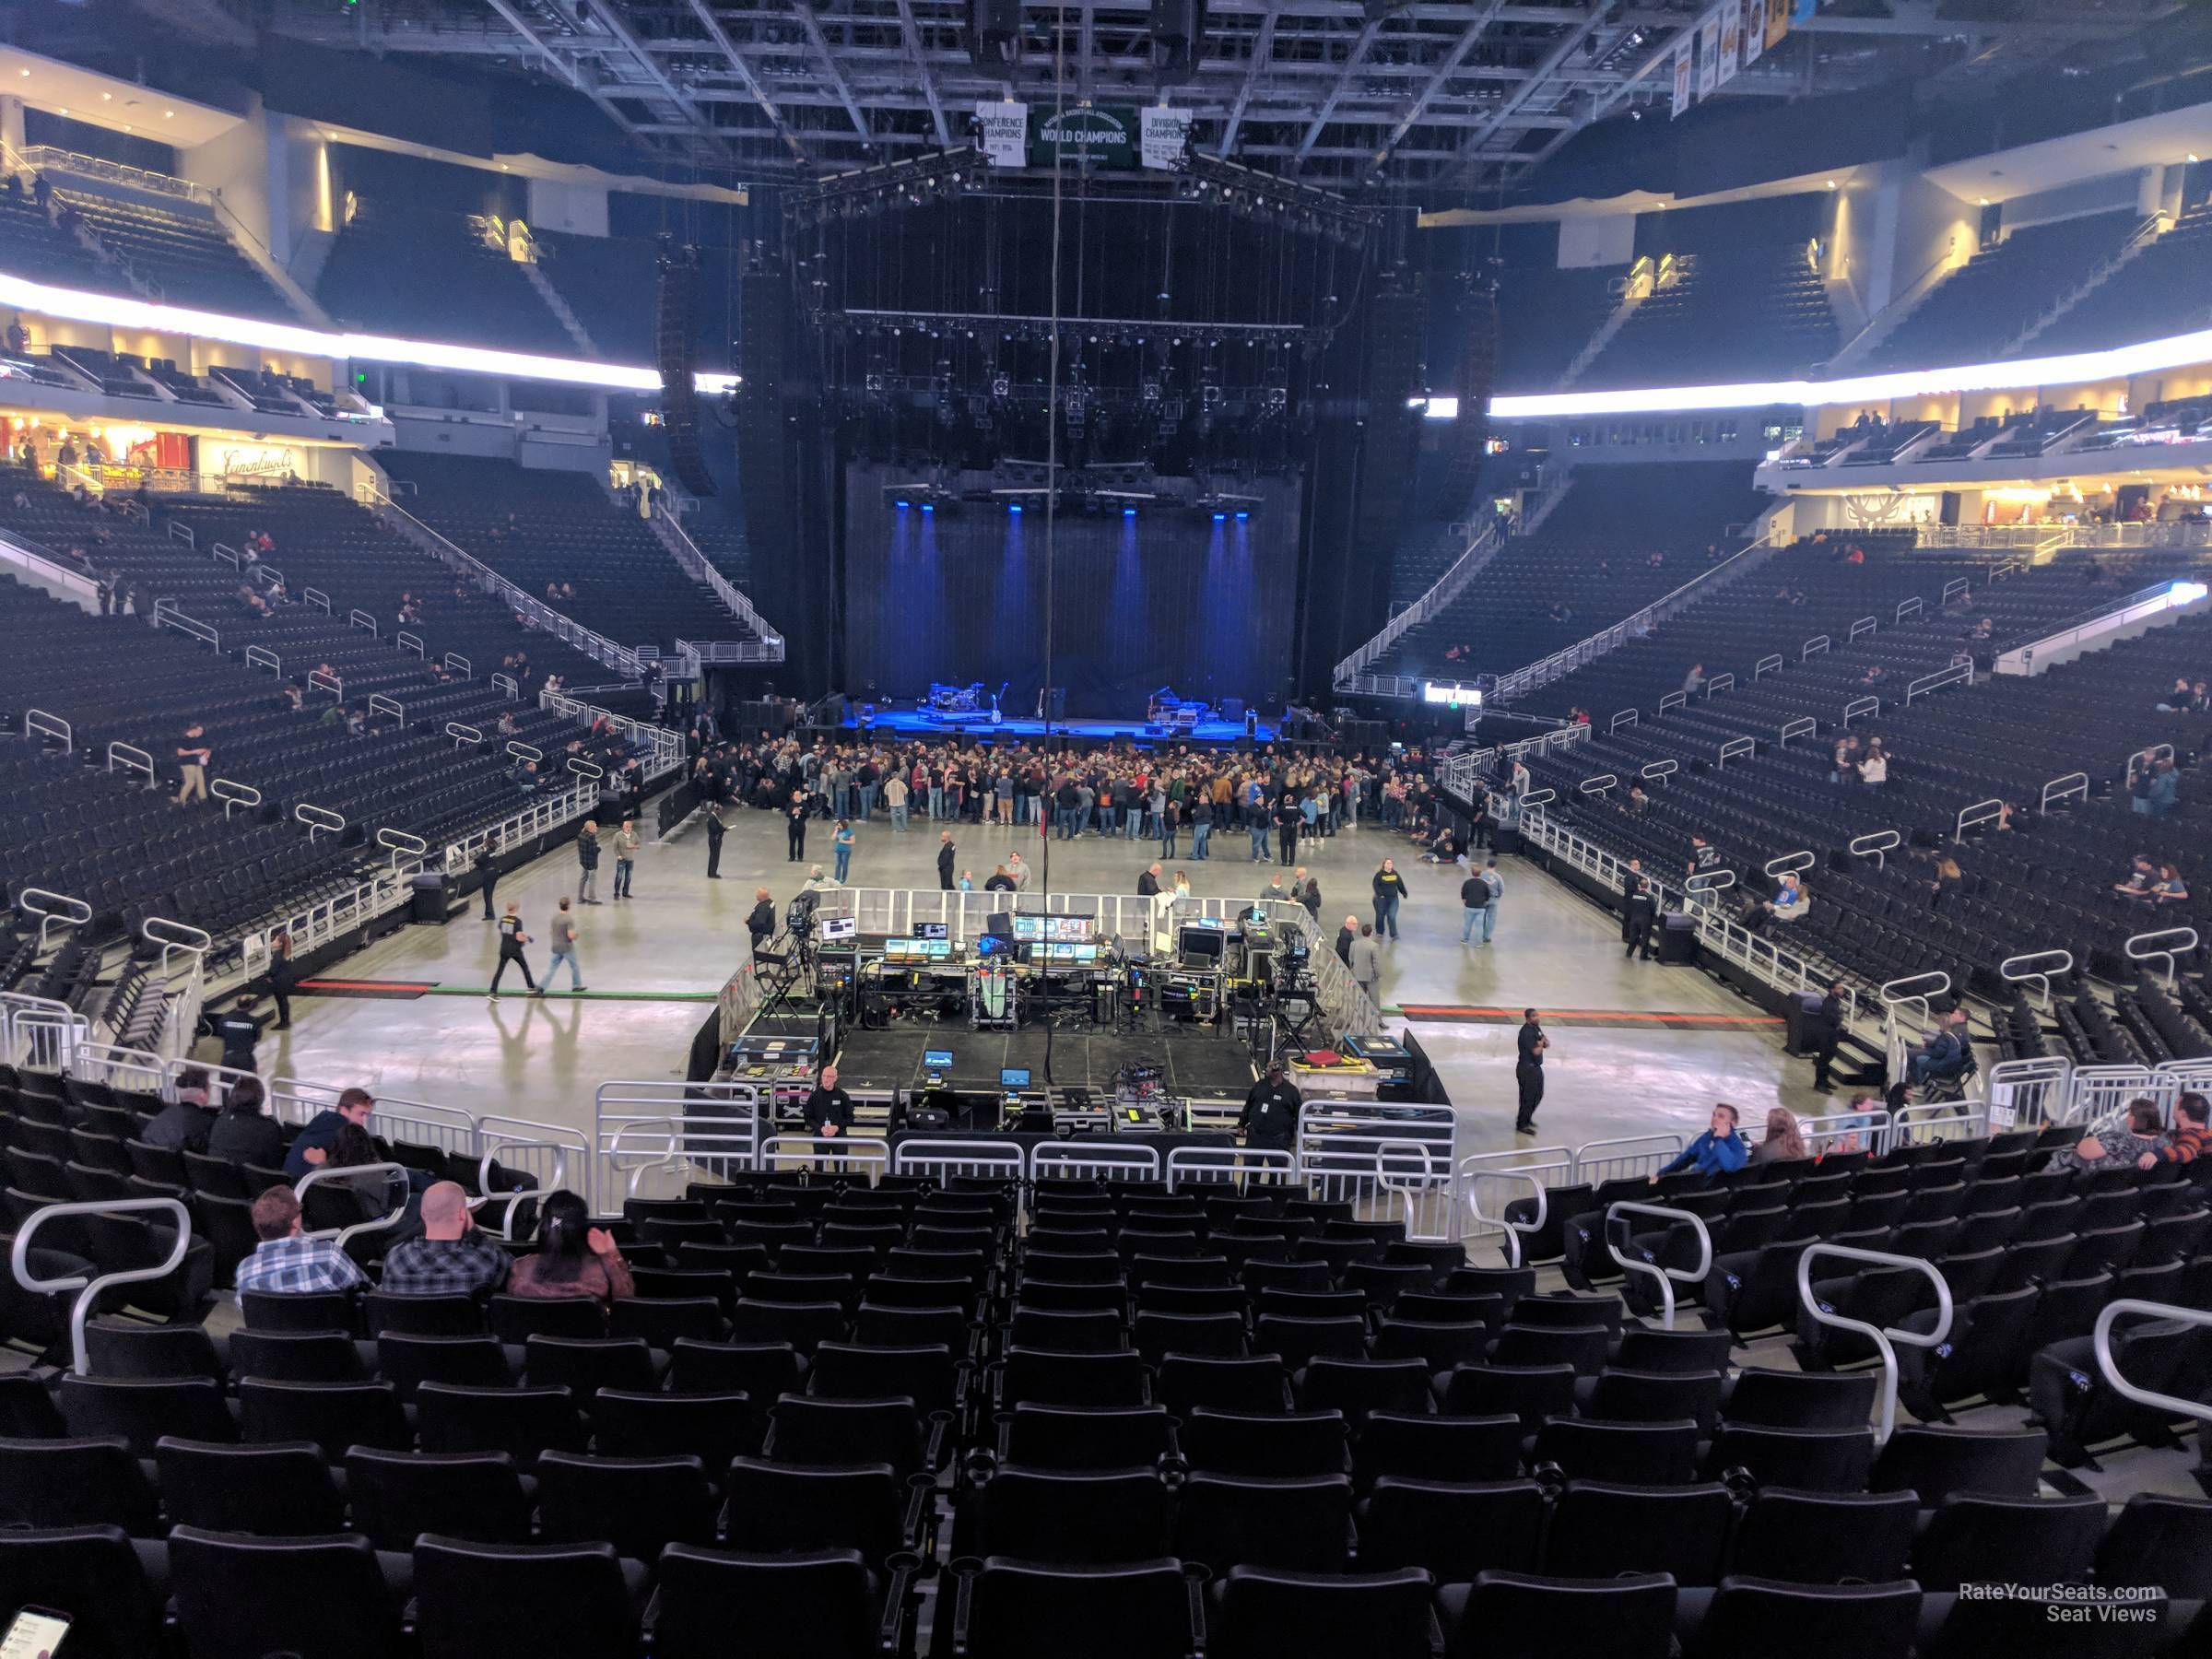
233,0 -> 2176,194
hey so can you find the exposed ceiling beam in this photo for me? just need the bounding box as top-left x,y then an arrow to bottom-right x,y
1218,0 -> 1279,159
1293,10 -> 1386,167
892,0 -> 951,145
1440,0 -> 1610,186
577,0 -> 737,158
790,2 -> 878,150
1364,0 -> 1509,182
483,0 -> 668,152
682,0 -> 812,166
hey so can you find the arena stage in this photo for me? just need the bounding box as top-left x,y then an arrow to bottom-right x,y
836,708 -> 1282,746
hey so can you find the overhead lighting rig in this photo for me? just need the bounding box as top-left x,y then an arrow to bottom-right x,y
786,147 -> 984,229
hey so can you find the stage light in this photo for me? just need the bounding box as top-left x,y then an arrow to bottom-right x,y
1235,511 -> 1249,520
922,503 -> 935,512
1124,507 -> 1136,517
895,500 -> 911,509
1212,512 -> 1226,522
1009,504 -> 1021,514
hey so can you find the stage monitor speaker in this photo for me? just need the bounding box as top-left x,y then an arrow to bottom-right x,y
969,0 -> 1022,65
656,254 -> 717,499
1151,0 -> 1206,82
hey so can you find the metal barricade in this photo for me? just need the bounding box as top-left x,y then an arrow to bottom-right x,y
2064,1065 -> 2171,1131
295,1162 -> 413,1250
1573,1134 -> 1685,1186
758,1132 -> 888,1183
1796,1242 -> 1953,1444
1606,1201 -> 1711,1328
1983,1055 -> 2072,1133
1887,1102 -> 1986,1152
70,1041 -> 167,1094
601,1117 -> 682,1199
480,1116 -> 591,1201
1788,1106 -> 1888,1157
5,998 -> 87,1074
1033,1144 -> 1163,1185
12,1196 -> 194,1373
474,1138 -> 566,1239
1165,1146 -> 1299,1192
891,1138 -> 1025,1183
597,1081 -> 762,1187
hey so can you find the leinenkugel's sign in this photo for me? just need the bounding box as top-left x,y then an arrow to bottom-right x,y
1029,106 -> 1137,168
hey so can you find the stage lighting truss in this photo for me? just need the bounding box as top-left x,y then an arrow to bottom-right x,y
786,147 -> 984,229
1176,155 -> 1381,248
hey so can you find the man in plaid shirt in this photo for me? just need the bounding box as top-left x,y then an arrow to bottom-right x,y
234,1187 -> 366,1296
379,1182 -> 511,1297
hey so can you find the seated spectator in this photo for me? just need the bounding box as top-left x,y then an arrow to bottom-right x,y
143,1068 -> 218,1153
234,1186 -> 368,1295
2049,1098 -> 2169,1175
206,1077 -> 286,1167
2152,863 -> 2190,904
1750,1108 -> 1806,1166
285,1086 -> 375,1179
2130,756 -> 2180,817
1749,874 -> 1808,931
1900,1007 -> 1971,1096
2155,677 -> 2194,712
2114,854 -> 2159,900
1621,783 -> 1650,817
506,1190 -> 634,1310
379,1181 -> 511,1297
2152,1093 -> 2209,1167
1652,1103 -> 1749,1179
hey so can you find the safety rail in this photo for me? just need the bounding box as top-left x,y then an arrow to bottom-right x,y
2126,927 -> 2198,992
211,778 -> 262,820
1,991 -> 88,1073
1985,1054 -> 2072,1132
1640,759 -> 1677,782
11,1196 -> 194,1374
1848,830 -> 1900,870
1849,617 -> 1877,641
1778,716 -> 1818,747
2000,948 -> 2074,1013
1753,653 -> 1783,680
447,722 -> 484,747
0,524 -> 101,606
1609,709 -> 1639,733
396,631 -> 425,658
1716,736 -> 1754,769
294,803 -> 346,842
1579,773 -> 1618,796
1034,1144 -> 1164,1184
1795,1242 -> 1952,1445
1332,519 -> 1505,691
302,587 -> 331,614
366,692 -> 406,725
2092,1300 -> 2212,1441
540,688 -> 684,778
1953,797 -> 2006,841
19,888 -> 91,949
474,1139 -> 562,1241
295,1162 -> 414,1251
151,598 -> 218,649
104,740 -> 154,782
2064,1064 -> 2166,1132
1801,635 -> 1830,660
1165,1146 -> 1300,1191
359,483 -> 646,680
892,1138 -> 1028,1182
1906,660 -> 1974,704
1605,1202 -> 1710,1329
1484,521 -> 1786,704
444,652 -> 472,676
1463,1163 -> 1554,1268
1995,579 -> 2212,677
348,608 -> 379,635
649,503 -> 787,662
308,667 -> 344,700
1878,970 -> 1949,1083
1704,673 -> 1735,698
243,644 -> 282,677
1896,597 -> 1924,623
1841,695 -> 1878,726
2041,771 -> 2088,813
1764,851 -> 1816,877
1433,724 -> 1588,803
1657,691 -> 1687,714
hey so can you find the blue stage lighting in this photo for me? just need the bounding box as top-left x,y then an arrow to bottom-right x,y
1235,511 -> 1249,520
922,503 -> 935,513
1211,512 -> 1226,523
1123,507 -> 1136,518
895,500 -> 911,510
1009,504 -> 1022,514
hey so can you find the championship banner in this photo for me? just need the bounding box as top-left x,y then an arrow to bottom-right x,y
1030,105 -> 1137,169
1715,4 -> 1741,86
976,100 -> 1029,168
1671,39 -> 1694,117
1740,0 -> 1764,66
1140,105 -> 1194,171
1697,9 -> 1722,99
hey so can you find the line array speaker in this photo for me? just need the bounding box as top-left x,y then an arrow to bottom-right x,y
656,253 -> 717,498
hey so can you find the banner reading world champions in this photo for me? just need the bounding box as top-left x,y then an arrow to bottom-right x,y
1030,106 -> 1139,169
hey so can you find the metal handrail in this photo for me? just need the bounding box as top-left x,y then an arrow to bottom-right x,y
2000,949 -> 2074,1013
1464,1165 -> 1549,1268
294,1161 -> 413,1250
2126,928 -> 2199,992
649,504 -> 784,660
11,1196 -> 192,1374
2091,1300 -> 2212,1435
1333,516 -> 1507,688
474,1139 -> 566,1241
1795,1241 -> 1953,1445
20,887 -> 92,948
1605,1201 -> 1711,1329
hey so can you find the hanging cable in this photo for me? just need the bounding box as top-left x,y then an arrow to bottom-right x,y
1038,0 -> 1069,1087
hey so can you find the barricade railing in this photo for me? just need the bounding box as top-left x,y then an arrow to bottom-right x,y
302,586 -> 331,614
72,1041 -> 167,1094
2000,948 -> 2074,1013
892,1138 -> 1026,1182
1793,1107 -> 1889,1157
1888,1101 -> 1988,1149
243,644 -> 282,677
1333,518 -> 1504,689
2041,771 -> 2088,813
2,994 -> 88,1073
539,688 -> 683,779
1984,1055 -> 2072,1132
2092,1300 -> 2212,1449
442,781 -> 592,877
1034,1144 -> 1163,1184
2126,927 -> 2198,992
1995,579 -> 2212,677
492,674 -> 519,700
1640,759 -> 1678,782
1606,1202 -> 1710,1328
445,652 -> 472,676
1705,673 -> 1735,698
1795,1242 -> 1952,1445
1765,851 -> 1816,878
474,1139 -> 561,1241
376,828 -> 429,871
1896,596 -> 1924,622
599,1118 -> 683,1198
1906,660 -> 1974,704
308,668 -> 344,700
1165,1146 -> 1300,1191
1609,709 -> 1640,733
150,599 -> 218,650
759,1133 -> 888,1182
1579,773 -> 1618,797
2063,1065 -> 2169,1131
1657,691 -> 1687,714
1878,971 -> 1949,1084
10,1196 -> 193,1373
295,1162 -> 413,1251
1573,1134 -> 1686,1187
396,631 -> 424,658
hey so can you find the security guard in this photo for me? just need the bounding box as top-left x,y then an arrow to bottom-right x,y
1623,881 -> 1660,962
205,994 -> 267,1075
1515,1008 -> 1548,1135
1240,1060 -> 1301,1152
704,808 -> 727,879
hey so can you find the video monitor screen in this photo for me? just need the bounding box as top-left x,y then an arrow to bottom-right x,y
1001,1068 -> 1032,1088
975,934 -> 1012,959
1178,926 -> 1226,961
914,921 -> 949,940
820,914 -> 857,941
924,1049 -> 954,1069
1047,915 -> 1093,942
925,938 -> 954,959
1013,915 -> 1045,940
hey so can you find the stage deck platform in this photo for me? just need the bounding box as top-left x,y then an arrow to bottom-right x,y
839,709 -> 1277,747
828,1026 -> 1260,1100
